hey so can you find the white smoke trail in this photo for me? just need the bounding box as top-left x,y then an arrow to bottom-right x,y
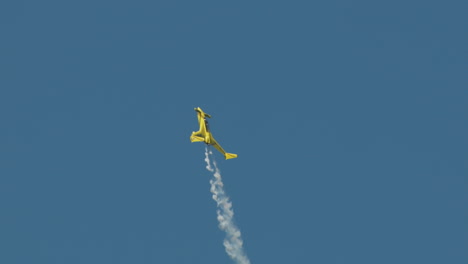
204,147 -> 251,264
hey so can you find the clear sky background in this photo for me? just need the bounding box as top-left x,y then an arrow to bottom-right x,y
0,1 -> 466,263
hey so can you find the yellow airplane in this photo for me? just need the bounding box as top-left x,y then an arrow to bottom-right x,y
190,107 -> 238,160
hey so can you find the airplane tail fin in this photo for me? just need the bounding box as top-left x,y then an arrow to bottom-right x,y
225,153 -> 238,160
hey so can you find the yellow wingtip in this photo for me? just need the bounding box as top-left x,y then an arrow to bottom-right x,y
225,153 -> 238,160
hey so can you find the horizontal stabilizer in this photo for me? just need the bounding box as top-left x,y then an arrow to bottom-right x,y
190,135 -> 204,143
225,153 -> 238,160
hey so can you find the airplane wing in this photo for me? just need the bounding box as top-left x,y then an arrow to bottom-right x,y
210,135 -> 238,160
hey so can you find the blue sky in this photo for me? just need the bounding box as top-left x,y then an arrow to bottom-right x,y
0,1 -> 466,263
